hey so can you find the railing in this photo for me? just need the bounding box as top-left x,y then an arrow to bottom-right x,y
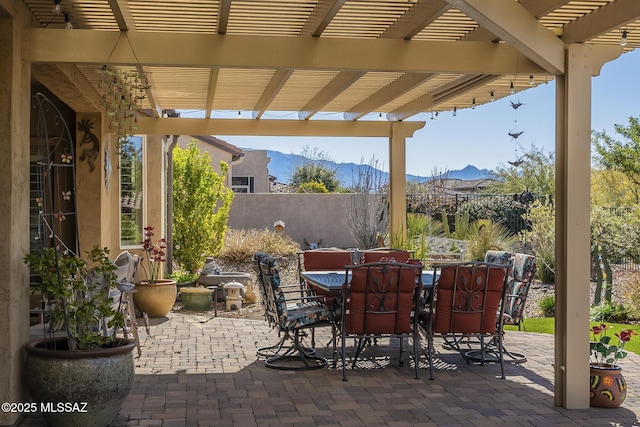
406,193 -> 544,235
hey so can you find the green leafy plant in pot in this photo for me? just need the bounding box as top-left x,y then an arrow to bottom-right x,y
24,245 -> 136,427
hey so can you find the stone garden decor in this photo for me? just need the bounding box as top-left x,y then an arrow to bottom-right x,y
197,258 -> 252,310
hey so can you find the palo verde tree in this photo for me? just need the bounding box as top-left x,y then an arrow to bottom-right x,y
593,116 -> 640,203
484,144 -> 555,196
172,140 -> 234,274
289,146 -> 340,192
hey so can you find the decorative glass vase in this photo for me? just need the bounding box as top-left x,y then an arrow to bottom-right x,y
590,363 -> 627,408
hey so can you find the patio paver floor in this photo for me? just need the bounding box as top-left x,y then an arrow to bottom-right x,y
19,312 -> 640,426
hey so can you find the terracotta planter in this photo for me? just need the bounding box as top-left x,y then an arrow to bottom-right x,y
133,279 -> 177,318
25,337 -> 135,427
590,363 -> 627,408
180,287 -> 214,311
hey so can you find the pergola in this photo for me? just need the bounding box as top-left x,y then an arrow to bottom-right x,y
2,0 -> 640,419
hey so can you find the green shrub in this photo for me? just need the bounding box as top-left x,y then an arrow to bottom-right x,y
625,272 -> 640,320
521,200 -> 555,284
464,220 -> 519,261
168,269 -> 199,284
297,181 -> 328,193
458,195 -> 526,234
590,301 -> 631,323
218,228 -> 302,263
538,295 -> 555,317
173,140 -> 234,273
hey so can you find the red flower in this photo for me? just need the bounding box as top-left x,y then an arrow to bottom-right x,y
140,226 -> 167,283
617,329 -> 637,343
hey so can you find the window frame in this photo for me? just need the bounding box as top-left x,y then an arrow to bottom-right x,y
119,135 -> 147,249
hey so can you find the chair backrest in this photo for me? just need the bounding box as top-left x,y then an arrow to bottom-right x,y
503,253 -> 536,325
259,256 -> 289,329
484,250 -> 512,268
303,249 -> 352,271
113,250 -> 141,283
432,262 -> 508,334
253,252 -> 278,326
345,262 -> 422,335
425,237 -> 467,260
362,248 -> 411,264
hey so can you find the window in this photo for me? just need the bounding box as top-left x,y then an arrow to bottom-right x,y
232,176 -> 255,193
120,136 -> 145,247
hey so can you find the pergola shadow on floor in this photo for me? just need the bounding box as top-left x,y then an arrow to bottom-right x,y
21,313 -> 640,426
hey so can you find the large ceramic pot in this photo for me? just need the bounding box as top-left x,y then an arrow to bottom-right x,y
590,363 -> 627,408
25,337 -> 135,427
133,279 -> 177,318
180,287 -> 215,311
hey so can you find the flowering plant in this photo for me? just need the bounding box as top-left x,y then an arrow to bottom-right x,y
140,226 -> 167,284
590,323 -> 637,367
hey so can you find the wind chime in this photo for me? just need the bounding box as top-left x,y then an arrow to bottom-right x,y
97,32 -> 151,152
507,97 -> 525,167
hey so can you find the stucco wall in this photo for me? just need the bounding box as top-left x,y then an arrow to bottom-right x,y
231,150 -> 271,193
176,135 -> 235,187
228,193 -> 368,249
1,6 -> 32,424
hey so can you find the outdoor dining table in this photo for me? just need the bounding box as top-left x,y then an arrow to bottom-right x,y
301,270 -> 437,293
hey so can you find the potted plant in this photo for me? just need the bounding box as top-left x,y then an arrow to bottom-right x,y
170,269 -> 200,292
589,323 -> 637,408
24,245 -> 136,427
170,269 -> 216,311
132,226 -> 177,318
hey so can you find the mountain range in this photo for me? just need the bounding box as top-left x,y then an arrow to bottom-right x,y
260,149 -> 492,187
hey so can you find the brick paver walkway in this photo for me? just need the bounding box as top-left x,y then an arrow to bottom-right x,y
21,312 -> 640,426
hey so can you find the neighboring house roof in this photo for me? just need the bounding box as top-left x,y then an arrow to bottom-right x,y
192,135 -> 244,161
421,178 -> 497,194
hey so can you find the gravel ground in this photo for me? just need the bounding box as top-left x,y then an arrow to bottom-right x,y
171,257 -> 640,322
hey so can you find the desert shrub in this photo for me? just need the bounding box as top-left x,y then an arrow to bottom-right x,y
538,295 -> 555,317
590,301 -> 632,323
464,220 -> 519,261
218,228 -> 301,263
521,200 -> 555,284
458,195 -> 527,234
625,272 -> 640,320
592,206 -> 640,265
297,181 -> 328,193
403,213 -> 445,260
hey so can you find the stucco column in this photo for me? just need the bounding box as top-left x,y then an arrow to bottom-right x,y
554,43 -> 592,409
0,8 -> 31,426
388,122 -> 407,246
76,113 -> 107,253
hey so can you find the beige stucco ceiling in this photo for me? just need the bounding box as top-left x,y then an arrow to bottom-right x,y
22,0 -> 640,122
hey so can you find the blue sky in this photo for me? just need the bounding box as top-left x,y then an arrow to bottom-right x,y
186,48 -> 640,176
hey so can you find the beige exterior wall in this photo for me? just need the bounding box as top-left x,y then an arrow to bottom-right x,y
175,135 -> 235,187
231,150 -> 271,193
118,135 -> 168,282
228,193 -> 365,248
0,5 -> 32,425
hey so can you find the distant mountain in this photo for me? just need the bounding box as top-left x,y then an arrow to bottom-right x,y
256,149 -> 491,186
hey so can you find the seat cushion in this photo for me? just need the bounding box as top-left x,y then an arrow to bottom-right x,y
279,299 -> 332,330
